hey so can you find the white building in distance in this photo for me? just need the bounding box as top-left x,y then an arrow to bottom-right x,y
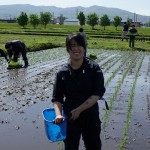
64,19 -> 79,25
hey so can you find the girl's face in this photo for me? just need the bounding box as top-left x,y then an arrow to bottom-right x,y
68,39 -> 85,60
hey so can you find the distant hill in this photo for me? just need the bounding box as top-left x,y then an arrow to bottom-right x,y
0,4 -> 150,23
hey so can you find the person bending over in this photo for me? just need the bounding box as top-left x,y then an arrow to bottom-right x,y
5,40 -> 29,68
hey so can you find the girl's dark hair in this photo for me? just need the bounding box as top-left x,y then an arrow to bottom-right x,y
79,28 -> 83,32
66,33 -> 86,52
131,24 -> 135,27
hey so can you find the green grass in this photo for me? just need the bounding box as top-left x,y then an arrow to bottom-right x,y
0,22 -> 150,52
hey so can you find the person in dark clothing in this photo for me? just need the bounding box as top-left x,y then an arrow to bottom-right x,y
5,40 -> 29,68
51,33 -> 105,150
128,25 -> 138,48
0,48 -> 8,62
121,22 -> 129,41
79,28 -> 87,56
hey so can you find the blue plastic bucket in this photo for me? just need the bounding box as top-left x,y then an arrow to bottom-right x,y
43,108 -> 67,142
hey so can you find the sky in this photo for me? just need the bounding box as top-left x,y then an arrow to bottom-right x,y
0,0 -> 150,16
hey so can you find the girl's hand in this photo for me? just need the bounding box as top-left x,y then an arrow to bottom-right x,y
70,108 -> 81,121
53,115 -> 65,124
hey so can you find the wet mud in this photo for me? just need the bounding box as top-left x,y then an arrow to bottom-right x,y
0,49 -> 150,150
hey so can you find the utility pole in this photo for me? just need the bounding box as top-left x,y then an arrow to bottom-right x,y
76,9 -> 79,17
134,12 -> 136,23
52,12 -> 55,24
136,14 -> 137,22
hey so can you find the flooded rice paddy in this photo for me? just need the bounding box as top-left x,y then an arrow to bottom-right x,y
0,48 -> 150,150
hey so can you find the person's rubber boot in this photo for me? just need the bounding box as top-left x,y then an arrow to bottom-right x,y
24,65 -> 28,68
24,62 -> 29,68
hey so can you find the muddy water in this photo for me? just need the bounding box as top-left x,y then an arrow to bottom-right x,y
126,55 -> 150,150
0,49 -> 150,150
0,48 -> 69,150
99,53 -> 150,150
0,64 -> 61,150
0,49 -> 84,150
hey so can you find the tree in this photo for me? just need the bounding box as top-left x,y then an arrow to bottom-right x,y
40,12 -> 52,29
17,12 -> 28,28
100,14 -> 110,30
58,14 -> 66,25
147,21 -> 150,27
86,13 -> 99,30
127,18 -> 132,27
112,16 -> 122,30
29,14 -> 40,29
77,11 -> 86,26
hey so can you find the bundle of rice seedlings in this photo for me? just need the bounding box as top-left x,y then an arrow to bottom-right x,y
89,53 -> 97,60
8,61 -> 23,69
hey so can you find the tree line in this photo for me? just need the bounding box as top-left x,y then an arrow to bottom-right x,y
17,11 -> 132,30
17,12 -> 52,29
77,11 -> 132,30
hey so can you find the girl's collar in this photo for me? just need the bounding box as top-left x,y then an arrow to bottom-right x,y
68,57 -> 84,70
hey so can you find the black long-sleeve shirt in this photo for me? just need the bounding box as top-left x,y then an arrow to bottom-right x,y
52,57 -> 105,115
6,40 -> 28,66
123,24 -> 129,31
129,28 -> 138,38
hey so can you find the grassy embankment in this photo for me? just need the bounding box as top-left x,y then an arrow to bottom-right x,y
0,22 -> 150,52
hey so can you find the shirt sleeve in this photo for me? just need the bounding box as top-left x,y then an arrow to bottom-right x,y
92,65 -> 105,98
51,71 -> 64,104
